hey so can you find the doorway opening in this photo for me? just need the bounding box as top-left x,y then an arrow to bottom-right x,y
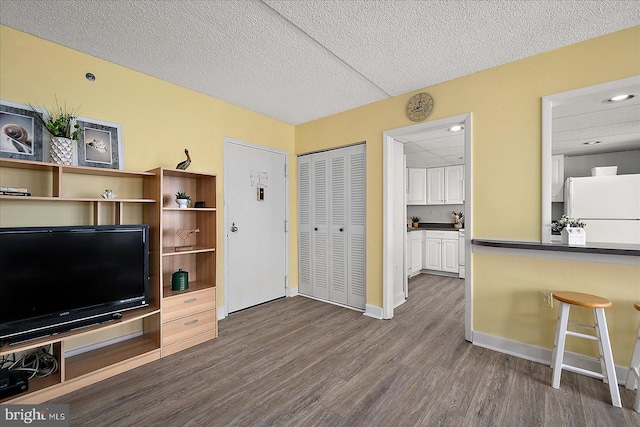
383,113 -> 472,341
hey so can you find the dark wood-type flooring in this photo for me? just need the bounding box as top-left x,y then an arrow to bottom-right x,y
52,274 -> 640,426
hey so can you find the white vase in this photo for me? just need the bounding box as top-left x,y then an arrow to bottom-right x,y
176,198 -> 189,209
50,136 -> 74,165
561,226 -> 586,246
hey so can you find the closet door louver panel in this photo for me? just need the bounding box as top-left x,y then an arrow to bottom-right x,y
329,154 -> 348,305
312,153 -> 330,300
297,156 -> 312,296
297,144 -> 365,310
347,147 -> 366,309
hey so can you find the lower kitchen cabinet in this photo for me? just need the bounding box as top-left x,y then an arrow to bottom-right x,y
409,231 -> 423,276
423,230 -> 459,273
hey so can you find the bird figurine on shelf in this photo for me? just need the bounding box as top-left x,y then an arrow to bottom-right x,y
176,149 -> 192,170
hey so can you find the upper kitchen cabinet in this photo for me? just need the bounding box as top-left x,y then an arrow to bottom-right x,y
444,165 -> 464,204
427,165 -> 464,205
426,167 -> 444,204
407,168 -> 427,205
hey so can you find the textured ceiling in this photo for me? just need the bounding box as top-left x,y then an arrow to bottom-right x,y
0,0 -> 639,124
552,79 -> 640,156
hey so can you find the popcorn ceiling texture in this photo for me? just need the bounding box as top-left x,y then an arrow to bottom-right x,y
0,0 -> 638,124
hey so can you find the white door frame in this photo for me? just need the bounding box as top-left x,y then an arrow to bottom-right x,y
382,113 -> 473,341
222,138 -> 290,319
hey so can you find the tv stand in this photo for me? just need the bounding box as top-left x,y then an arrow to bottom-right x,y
0,158 -> 217,404
0,159 -> 162,404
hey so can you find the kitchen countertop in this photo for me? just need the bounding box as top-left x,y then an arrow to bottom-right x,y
408,222 -> 463,232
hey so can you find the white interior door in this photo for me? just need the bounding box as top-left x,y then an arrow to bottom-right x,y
226,140 -> 287,313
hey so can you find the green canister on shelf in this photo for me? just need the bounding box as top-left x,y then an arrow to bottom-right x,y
172,268 -> 189,291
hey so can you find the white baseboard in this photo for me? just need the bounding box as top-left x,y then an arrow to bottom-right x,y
286,287 -> 299,297
472,331 -> 630,386
364,304 -> 384,320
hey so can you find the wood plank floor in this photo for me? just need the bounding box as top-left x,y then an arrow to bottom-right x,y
52,274 -> 640,426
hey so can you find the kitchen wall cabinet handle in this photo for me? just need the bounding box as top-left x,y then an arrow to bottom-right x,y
340,228 -> 344,232
314,227 -> 318,231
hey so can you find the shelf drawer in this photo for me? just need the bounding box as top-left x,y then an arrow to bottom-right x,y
162,288 -> 215,322
162,309 -> 216,347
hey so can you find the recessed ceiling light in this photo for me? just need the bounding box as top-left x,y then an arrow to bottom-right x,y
603,94 -> 635,103
448,125 -> 464,132
583,140 -> 601,145
85,72 -> 96,81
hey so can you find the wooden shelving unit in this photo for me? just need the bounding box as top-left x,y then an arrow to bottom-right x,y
0,158 -> 161,404
150,168 -> 218,358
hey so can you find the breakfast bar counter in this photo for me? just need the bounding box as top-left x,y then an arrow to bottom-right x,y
472,239 -> 640,257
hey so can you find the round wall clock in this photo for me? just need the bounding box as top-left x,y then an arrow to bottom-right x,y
406,93 -> 434,122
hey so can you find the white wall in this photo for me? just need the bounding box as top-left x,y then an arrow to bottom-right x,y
564,149 -> 640,177
407,204 -> 464,224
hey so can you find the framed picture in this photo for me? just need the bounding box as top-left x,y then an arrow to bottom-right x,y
0,100 -> 45,162
76,117 -> 124,170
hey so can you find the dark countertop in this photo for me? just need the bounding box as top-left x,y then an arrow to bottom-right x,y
472,239 -> 640,256
408,222 -> 463,232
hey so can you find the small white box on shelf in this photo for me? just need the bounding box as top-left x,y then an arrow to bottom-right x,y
591,166 -> 617,176
561,226 -> 586,246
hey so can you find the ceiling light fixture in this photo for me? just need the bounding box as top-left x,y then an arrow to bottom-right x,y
85,72 -> 96,81
583,140 -> 601,145
448,125 -> 464,132
603,94 -> 635,103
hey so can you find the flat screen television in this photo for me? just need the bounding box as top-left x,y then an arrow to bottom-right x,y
0,224 -> 150,345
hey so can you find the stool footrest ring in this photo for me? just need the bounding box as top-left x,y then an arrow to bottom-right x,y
566,330 -> 598,341
562,364 -> 605,380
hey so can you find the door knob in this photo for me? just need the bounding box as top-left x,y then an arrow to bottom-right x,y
230,222 -> 238,232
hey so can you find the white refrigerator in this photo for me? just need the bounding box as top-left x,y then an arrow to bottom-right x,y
564,174 -> 640,244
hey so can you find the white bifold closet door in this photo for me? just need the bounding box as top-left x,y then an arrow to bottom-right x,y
298,144 -> 366,310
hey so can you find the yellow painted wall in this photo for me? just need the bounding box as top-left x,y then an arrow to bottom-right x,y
296,26 -> 640,364
1,24 -> 639,365
0,25 -> 298,310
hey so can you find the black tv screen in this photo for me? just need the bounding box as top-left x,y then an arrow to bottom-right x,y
0,224 -> 149,344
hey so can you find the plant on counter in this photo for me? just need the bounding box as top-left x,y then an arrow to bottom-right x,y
411,216 -> 420,223
452,211 -> 464,222
551,214 -> 586,232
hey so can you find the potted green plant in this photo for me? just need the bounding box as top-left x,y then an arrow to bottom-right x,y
175,191 -> 191,209
411,216 -> 420,228
31,100 -> 82,165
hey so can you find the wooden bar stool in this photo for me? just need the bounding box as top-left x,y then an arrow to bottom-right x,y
550,291 -> 621,408
624,302 -> 640,412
